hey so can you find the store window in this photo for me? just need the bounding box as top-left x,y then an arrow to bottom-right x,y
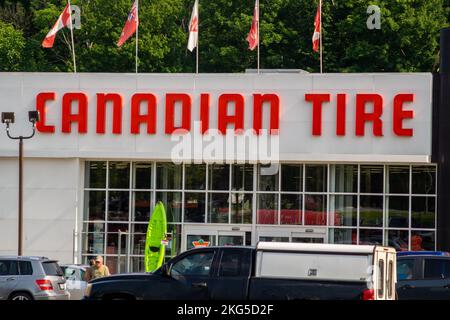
387,230 -> 409,252
305,165 -> 327,192
411,231 -> 435,251
156,163 -> 182,190
331,165 -> 357,193
359,195 -> 383,227
156,192 -> 182,223
304,194 -> 326,225
359,229 -> 383,245
258,164 -> 279,191
84,191 -> 105,221
209,193 -> 229,223
85,161 -> 106,188
329,228 -> 357,245
281,164 -> 302,192
411,197 -> 436,229
257,193 -> 278,224
388,166 -> 409,194
83,162 -> 438,271
280,194 -> 302,225
330,195 -> 357,227
209,164 -> 229,190
360,165 -> 383,194
232,164 -> 253,191
387,196 -> 409,228
133,162 -> 152,189
133,192 -> 151,222
184,192 -> 206,223
108,191 -> 129,221
231,193 -> 252,224
185,164 -> 206,190
109,162 -> 130,189
412,166 -> 436,195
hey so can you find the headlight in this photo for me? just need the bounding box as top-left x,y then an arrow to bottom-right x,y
84,283 -> 92,298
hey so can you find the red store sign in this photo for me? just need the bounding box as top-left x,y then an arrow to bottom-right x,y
35,92 -> 415,137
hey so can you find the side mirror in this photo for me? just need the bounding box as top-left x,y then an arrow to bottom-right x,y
161,263 -> 171,278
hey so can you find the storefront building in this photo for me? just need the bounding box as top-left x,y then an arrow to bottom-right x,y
0,70 -> 441,273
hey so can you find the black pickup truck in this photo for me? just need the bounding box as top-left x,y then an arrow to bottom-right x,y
84,242 -> 396,300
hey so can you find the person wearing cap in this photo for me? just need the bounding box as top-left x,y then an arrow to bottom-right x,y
84,256 -> 110,281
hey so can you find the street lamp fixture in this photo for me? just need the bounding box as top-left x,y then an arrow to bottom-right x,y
1,110 -> 40,256
1,112 -> 15,124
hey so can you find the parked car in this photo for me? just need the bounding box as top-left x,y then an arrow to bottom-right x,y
397,251 -> 450,300
0,256 -> 70,300
60,264 -> 89,300
84,242 -> 397,300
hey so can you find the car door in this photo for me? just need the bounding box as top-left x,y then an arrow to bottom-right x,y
0,260 -> 19,300
208,248 -> 252,300
418,258 -> 450,300
63,267 -> 82,300
396,258 -> 422,300
143,249 -> 217,300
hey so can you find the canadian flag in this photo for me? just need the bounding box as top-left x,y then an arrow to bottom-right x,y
312,1 -> 321,52
246,0 -> 259,51
42,3 -> 72,48
117,0 -> 139,47
187,0 -> 199,52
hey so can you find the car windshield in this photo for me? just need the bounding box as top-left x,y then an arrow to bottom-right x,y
42,261 -> 64,276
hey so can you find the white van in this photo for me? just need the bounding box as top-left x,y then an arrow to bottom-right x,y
252,242 -> 397,300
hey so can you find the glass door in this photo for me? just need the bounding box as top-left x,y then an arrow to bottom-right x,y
183,226 -> 247,251
256,228 -> 327,244
218,231 -> 245,246
291,232 -> 326,243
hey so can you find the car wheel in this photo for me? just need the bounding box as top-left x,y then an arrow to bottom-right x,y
10,292 -> 33,301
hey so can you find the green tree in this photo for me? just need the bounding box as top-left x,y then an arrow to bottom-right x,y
0,0 -> 448,73
0,20 -> 25,71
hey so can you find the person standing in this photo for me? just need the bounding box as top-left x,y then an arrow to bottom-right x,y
84,256 -> 110,281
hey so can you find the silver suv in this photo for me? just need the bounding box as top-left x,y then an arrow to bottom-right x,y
0,256 -> 70,300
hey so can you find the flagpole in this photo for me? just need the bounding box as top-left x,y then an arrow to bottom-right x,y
68,1 -> 77,73
319,0 -> 323,74
257,0 -> 260,74
136,0 -> 139,73
196,0 -> 199,74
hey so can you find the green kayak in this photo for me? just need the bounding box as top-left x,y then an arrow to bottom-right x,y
144,201 -> 167,272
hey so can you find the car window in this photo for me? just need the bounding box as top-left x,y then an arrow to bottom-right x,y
42,261 -> 64,276
378,259 -> 385,298
397,259 -> 414,280
80,270 -> 86,281
0,260 -> 19,276
63,267 -> 77,280
424,259 -> 450,279
171,251 -> 214,278
219,250 -> 251,277
19,261 -> 33,275
387,261 -> 394,299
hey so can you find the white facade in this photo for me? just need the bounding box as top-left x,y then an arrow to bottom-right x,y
0,73 -> 434,265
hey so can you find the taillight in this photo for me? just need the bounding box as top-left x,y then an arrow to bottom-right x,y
362,289 -> 375,300
36,279 -> 53,291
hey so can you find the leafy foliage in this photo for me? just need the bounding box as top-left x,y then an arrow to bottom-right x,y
0,0 -> 447,73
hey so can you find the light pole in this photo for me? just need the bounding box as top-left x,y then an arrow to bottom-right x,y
1,111 -> 40,256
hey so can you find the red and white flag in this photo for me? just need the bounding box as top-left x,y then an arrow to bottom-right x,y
187,0 -> 199,52
246,0 -> 259,51
42,3 -> 72,48
312,1 -> 321,52
117,0 -> 139,47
